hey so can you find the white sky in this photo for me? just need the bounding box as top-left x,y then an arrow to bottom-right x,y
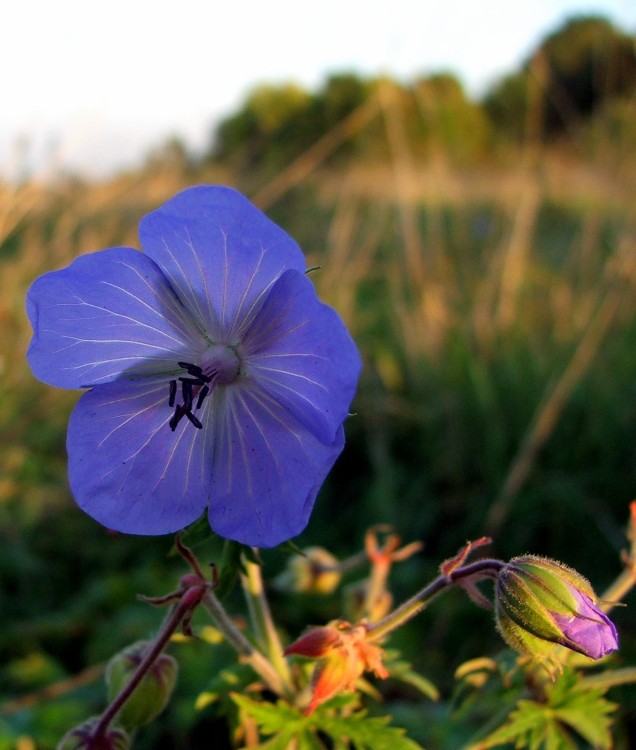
2,0 -> 635,180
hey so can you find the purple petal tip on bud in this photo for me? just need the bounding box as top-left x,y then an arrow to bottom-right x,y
495,555 -> 619,661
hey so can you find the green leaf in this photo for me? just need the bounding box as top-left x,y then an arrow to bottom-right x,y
231,693 -> 302,734
316,710 -> 424,750
551,688 -> 616,748
231,693 -> 423,750
467,669 -> 617,750
467,699 -> 575,750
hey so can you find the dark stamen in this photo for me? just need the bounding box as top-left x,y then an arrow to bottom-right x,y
185,410 -> 203,429
178,360 -> 201,372
181,380 -> 193,411
178,361 -> 211,383
196,385 -> 210,409
169,406 -> 183,431
168,362 -> 213,431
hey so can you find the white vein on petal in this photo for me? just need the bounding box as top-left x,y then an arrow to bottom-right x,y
195,392 -> 215,490
248,372 -> 326,426
226,388 -> 254,500
226,388 -> 269,534
110,259 -> 201,341
242,317 -> 310,357
245,384 -> 309,452
247,351 -> 329,362
248,364 -> 329,392
45,330 -> 185,355
155,411 -> 199,501
221,229 -> 229,333
183,227 -> 221,339
61,355 -> 182,383
159,235 -> 212,336
95,387 -> 166,447
60,292 -> 188,347
228,242 -> 274,340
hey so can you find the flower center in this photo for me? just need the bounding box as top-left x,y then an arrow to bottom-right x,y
200,344 -> 241,384
167,344 -> 241,431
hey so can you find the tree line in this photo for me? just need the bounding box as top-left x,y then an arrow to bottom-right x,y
201,16 -> 636,172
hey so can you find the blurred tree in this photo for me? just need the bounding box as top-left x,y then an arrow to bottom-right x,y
212,82 -> 313,169
484,15 -> 636,141
413,72 -> 491,162
210,73 -> 385,176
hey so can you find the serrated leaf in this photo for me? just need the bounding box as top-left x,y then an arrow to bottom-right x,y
468,669 -> 618,750
467,700 -> 572,750
552,691 -> 616,748
316,711 -> 423,750
231,693 -> 302,734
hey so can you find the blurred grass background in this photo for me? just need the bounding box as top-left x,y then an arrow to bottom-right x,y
1,14 -> 636,749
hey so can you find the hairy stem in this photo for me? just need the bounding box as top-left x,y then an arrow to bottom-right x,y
201,590 -> 287,697
367,559 -> 504,641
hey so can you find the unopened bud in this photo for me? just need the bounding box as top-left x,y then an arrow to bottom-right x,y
495,555 -> 619,660
57,717 -> 130,750
106,641 -> 178,729
274,547 -> 341,595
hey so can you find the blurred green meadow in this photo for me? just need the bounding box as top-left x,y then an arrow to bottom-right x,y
2,16 -> 636,748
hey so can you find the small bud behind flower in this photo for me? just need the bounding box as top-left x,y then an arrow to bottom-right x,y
495,555 -> 619,660
106,641 -> 178,729
57,718 -> 130,750
274,547 -> 341,595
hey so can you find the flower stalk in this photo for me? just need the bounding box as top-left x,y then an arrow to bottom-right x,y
367,558 -> 504,642
201,589 -> 289,698
240,554 -> 295,697
90,580 -> 206,743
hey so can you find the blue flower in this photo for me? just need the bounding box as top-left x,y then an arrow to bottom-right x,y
26,186 -> 361,547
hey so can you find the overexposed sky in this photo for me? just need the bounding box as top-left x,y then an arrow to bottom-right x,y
3,0 -> 635,179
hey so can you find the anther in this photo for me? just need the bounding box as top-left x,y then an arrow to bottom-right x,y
168,379 -> 177,407
196,385 -> 210,410
185,411 -> 203,429
181,380 -> 193,411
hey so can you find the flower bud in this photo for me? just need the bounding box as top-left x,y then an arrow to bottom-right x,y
57,717 -> 130,750
105,641 -> 178,729
495,555 -> 618,660
274,547 -> 341,595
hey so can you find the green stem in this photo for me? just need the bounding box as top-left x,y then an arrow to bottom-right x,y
367,559 -> 504,641
241,554 -> 294,697
201,590 -> 287,697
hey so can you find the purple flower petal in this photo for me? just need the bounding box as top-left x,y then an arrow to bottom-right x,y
67,378 -> 211,534
208,382 -> 345,546
139,186 -> 306,342
27,247 -> 202,388
242,270 -> 361,444
552,590 -> 619,659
